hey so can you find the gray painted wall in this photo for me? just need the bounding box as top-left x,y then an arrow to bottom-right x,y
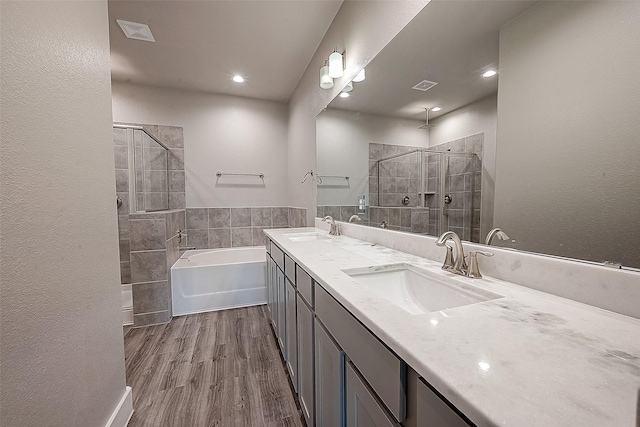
1,1 -> 128,425
112,82 -> 289,208
494,1 -> 640,267
316,109 -> 428,206
287,0 -> 430,225
430,95 -> 497,240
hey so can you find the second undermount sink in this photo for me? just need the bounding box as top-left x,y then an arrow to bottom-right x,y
283,232 -> 332,242
343,263 -> 503,315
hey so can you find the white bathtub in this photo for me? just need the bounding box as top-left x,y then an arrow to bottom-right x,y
171,247 -> 266,316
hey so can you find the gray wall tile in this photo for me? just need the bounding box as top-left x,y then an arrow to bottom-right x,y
251,207 -> 272,227
157,125 -> 184,149
231,228 -> 252,247
115,170 -> 128,192
114,145 -> 128,169
272,207 -> 289,227
119,239 -> 130,262
168,170 -> 185,192
169,192 -> 186,210
186,229 -> 208,249
230,208 -> 251,227
133,310 -> 171,327
132,281 -> 169,314
252,228 -> 269,246
186,208 -> 208,229
209,208 -> 230,228
120,262 -> 131,285
168,149 -> 184,170
208,229 -> 231,249
130,219 -> 166,251
131,250 -> 167,283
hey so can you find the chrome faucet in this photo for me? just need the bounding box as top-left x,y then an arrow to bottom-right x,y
348,215 -> 361,223
467,250 -> 494,278
485,228 -> 509,245
322,216 -> 341,236
435,231 -> 467,275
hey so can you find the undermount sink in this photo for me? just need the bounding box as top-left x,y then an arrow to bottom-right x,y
343,263 -> 503,315
283,232 -> 331,242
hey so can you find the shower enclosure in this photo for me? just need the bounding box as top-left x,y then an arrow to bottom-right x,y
113,124 -> 170,213
376,149 -> 481,242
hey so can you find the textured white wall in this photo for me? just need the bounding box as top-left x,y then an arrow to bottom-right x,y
495,1 -> 640,267
430,95 -> 497,239
316,109 -> 428,206
0,1 -> 128,426
287,1 -> 430,224
112,82 -> 289,208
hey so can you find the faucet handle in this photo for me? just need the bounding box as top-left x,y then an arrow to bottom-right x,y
467,250 -> 494,279
442,243 -> 455,271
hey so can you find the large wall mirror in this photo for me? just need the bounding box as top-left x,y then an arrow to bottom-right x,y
316,0 -> 640,269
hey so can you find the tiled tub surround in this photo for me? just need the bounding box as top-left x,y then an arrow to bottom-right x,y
129,209 -> 185,327
269,225 -> 640,426
185,207 -> 307,250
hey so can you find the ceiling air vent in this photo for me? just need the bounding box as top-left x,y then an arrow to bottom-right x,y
412,80 -> 438,92
117,20 -> 156,42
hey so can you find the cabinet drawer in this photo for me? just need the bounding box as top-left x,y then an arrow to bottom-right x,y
346,362 -> 400,427
285,254 -> 296,284
271,243 -> 285,272
411,374 -> 471,427
316,285 -> 405,422
296,265 -> 314,307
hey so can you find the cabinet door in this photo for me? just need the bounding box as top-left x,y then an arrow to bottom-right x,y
276,267 -> 286,353
346,362 -> 399,427
297,295 -> 314,426
266,257 -> 272,319
315,320 -> 345,427
286,279 -> 298,392
268,259 -> 277,329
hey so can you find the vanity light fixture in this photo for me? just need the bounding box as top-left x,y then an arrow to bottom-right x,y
232,75 -> 244,83
328,47 -> 344,78
343,81 -> 354,93
339,92 -> 350,98
482,70 -> 497,78
319,60 -> 334,89
352,68 -> 366,82
431,107 -> 442,112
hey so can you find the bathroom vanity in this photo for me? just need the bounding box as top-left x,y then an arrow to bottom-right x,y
264,227 -> 640,427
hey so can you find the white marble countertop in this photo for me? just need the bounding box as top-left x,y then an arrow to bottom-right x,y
265,227 -> 640,427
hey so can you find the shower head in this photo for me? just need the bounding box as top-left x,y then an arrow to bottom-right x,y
418,108 -> 435,129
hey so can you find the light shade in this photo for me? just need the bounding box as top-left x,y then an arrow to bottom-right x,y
482,70 -> 497,78
320,64 -> 334,89
329,50 -> 344,78
343,81 -> 353,93
352,68 -> 365,82
232,75 -> 244,83
339,92 -> 350,98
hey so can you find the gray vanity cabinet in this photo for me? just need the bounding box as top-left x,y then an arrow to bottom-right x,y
297,294 -> 315,426
266,256 -> 276,324
276,266 -> 286,353
285,278 -> 298,391
346,362 -> 400,427
315,319 -> 345,427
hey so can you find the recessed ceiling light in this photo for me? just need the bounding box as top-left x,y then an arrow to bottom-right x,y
431,107 -> 442,112
232,75 -> 244,83
339,92 -> 350,98
116,19 -> 155,42
482,70 -> 497,78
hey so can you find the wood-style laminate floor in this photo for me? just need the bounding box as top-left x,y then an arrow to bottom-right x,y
124,305 -> 305,427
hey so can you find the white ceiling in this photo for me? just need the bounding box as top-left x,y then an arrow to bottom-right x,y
327,0 -> 538,121
108,0 -> 342,102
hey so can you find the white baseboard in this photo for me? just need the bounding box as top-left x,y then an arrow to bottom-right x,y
104,386 -> 133,427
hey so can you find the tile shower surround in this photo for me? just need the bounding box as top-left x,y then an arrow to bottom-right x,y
185,207 -> 307,250
114,124 -> 186,290
368,135 -> 483,242
128,209 -> 185,327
